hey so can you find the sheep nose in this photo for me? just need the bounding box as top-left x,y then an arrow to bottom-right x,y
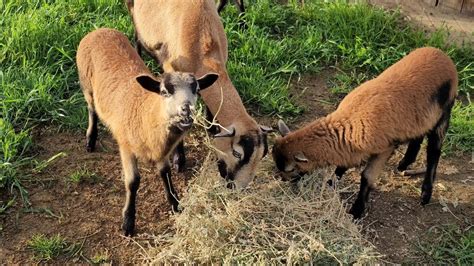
180,103 -> 191,117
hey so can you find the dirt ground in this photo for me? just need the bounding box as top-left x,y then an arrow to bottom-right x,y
1,71 -> 473,264
365,0 -> 474,44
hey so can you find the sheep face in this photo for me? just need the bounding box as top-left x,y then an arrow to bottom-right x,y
136,72 -> 218,131
272,120 -> 311,181
214,128 -> 269,189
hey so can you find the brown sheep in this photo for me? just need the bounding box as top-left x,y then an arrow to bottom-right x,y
126,0 -> 271,189
273,47 -> 458,218
77,28 -> 218,236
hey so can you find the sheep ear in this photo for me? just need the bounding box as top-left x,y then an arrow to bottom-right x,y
136,75 -> 162,94
277,120 -> 291,136
214,126 -> 236,138
197,73 -> 219,91
259,125 -> 274,133
294,152 -> 308,163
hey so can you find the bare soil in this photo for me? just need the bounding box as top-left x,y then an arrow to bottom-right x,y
1,72 -> 472,264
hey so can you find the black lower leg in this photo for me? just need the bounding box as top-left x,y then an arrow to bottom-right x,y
122,174 -> 140,236
86,109 -> 98,152
421,132 -> 441,205
236,0 -> 245,13
159,164 -> 180,212
397,137 -> 423,171
350,172 -> 372,219
173,141 -> 186,172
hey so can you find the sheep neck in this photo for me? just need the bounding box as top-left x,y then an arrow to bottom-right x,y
196,59 -> 257,129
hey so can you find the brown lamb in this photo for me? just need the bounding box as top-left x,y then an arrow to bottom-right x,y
127,0 -> 271,189
77,28 -> 218,236
273,47 -> 458,218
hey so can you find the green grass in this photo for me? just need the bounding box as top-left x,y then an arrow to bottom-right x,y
416,225 -> 474,264
28,234 -> 68,261
67,167 -> 101,184
1,0 -> 473,204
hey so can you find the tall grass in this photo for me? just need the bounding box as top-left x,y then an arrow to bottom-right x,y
1,0 -> 473,202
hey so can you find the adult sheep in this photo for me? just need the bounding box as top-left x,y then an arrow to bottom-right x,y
126,0 -> 271,189
77,28 -> 218,236
273,47 -> 458,218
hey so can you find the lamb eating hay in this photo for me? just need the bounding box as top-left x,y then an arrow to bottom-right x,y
126,0 -> 272,189
76,28 -> 218,235
273,47 -> 458,218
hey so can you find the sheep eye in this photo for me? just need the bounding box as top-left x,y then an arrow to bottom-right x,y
232,149 -> 242,160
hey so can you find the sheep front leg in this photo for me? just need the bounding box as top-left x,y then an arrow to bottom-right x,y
157,161 -> 180,212
172,140 -> 186,172
350,149 -> 393,219
120,147 -> 140,236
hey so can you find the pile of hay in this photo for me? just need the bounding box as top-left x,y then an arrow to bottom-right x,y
144,153 -> 380,264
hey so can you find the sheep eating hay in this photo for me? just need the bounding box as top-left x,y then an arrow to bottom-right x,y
143,155 -> 379,264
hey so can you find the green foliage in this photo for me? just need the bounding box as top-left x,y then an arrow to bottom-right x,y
417,225 -> 474,264
67,166 -> 101,184
28,234 -> 67,261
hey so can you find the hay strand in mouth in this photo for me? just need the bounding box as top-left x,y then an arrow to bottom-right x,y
143,153 -> 380,264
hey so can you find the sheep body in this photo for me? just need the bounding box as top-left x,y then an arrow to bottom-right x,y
274,47 -> 458,218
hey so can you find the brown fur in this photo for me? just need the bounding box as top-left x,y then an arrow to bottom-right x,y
77,28 -> 179,162
77,28 -> 211,235
274,47 -> 458,173
273,47 -> 458,218
128,0 -> 267,188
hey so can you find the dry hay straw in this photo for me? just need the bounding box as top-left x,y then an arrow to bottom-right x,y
144,153 -> 380,264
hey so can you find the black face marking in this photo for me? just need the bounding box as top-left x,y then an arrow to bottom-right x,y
237,135 -> 255,166
223,135 -> 255,180
162,74 -> 175,95
433,81 -> 451,106
190,79 -> 198,94
217,160 -> 228,179
262,133 -> 268,158
272,145 -> 287,172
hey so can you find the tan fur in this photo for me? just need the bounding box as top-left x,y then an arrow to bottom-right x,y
128,0 -> 266,188
77,28 -> 179,162
274,47 -> 458,175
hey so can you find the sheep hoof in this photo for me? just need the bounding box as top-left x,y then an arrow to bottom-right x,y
122,219 -> 135,236
349,203 -> 364,219
86,145 -> 95,153
421,188 -> 432,205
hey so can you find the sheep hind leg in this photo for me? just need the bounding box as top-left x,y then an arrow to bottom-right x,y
120,148 -> 140,236
172,140 -> 186,172
421,109 -> 451,205
350,148 -> 393,219
86,104 -> 98,152
397,136 -> 424,171
157,161 -> 180,212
